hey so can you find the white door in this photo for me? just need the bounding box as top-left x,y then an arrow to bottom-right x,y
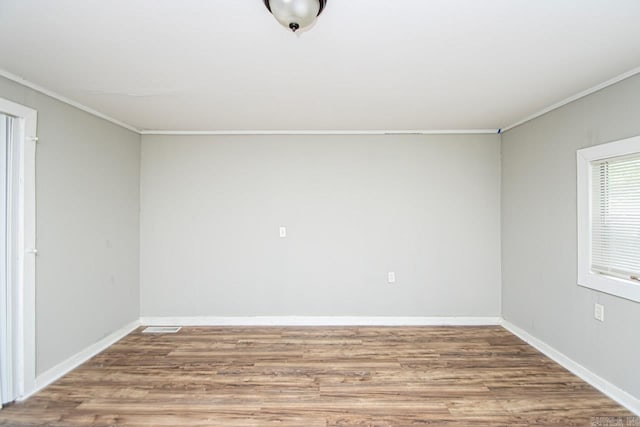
0,99 -> 37,404
0,113 -> 19,406
1,114 -> 10,406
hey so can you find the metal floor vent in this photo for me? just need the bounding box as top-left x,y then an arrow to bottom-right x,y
142,326 -> 182,334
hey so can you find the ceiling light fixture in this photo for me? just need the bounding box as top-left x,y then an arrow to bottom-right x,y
263,0 -> 327,33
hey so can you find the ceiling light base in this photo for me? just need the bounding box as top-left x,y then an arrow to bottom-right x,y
263,0 -> 327,32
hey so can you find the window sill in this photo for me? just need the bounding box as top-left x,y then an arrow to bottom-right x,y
578,271 -> 640,303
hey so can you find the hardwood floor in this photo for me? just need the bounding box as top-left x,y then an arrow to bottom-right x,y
0,326 -> 633,426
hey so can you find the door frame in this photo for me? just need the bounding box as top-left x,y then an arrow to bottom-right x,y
0,97 -> 37,399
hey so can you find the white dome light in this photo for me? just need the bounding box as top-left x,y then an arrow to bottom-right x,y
263,0 -> 327,32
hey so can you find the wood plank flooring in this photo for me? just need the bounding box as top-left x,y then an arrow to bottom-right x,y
0,326 -> 633,426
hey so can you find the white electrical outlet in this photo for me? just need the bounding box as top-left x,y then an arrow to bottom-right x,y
279,226 -> 287,238
388,272 -> 396,283
594,303 -> 605,322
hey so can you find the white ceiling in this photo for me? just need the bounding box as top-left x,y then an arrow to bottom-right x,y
1,0 -> 640,132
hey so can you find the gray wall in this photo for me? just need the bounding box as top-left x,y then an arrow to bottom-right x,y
140,134 -> 501,317
0,76 -> 141,375
502,74 -> 640,399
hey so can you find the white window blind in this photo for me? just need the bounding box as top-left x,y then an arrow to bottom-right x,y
590,153 -> 640,280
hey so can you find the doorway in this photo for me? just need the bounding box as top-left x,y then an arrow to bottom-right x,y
0,98 -> 37,406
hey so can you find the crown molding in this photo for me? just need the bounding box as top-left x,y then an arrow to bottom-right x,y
139,129 -> 499,136
503,65 -> 640,133
0,69 -> 497,136
5,64 -> 640,137
0,69 -> 140,133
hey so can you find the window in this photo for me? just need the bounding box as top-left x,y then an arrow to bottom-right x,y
577,135 -> 640,302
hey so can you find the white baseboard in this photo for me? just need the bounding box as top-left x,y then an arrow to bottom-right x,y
501,319 -> 640,416
16,315 -> 639,417
139,316 -> 502,327
19,319 -> 140,401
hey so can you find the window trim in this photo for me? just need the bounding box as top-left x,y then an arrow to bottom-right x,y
577,135 -> 640,303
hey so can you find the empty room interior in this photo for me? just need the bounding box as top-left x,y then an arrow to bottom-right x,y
1,0 -> 640,425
